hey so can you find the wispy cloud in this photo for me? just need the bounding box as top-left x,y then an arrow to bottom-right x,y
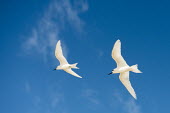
124,98 -> 141,113
112,92 -> 142,113
25,80 -> 68,113
22,0 -> 88,60
81,89 -> 101,106
25,81 -> 31,93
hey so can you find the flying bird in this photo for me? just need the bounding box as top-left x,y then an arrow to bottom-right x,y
54,40 -> 82,78
108,40 -> 142,99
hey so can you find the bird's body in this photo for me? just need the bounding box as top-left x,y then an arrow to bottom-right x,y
109,40 -> 142,99
56,64 -> 71,70
112,66 -> 130,73
54,40 -> 82,78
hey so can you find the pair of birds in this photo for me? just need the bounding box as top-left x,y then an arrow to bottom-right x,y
54,40 -> 142,99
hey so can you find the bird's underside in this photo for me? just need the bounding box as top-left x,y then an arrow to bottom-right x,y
55,40 -> 82,78
111,40 -> 141,99
119,72 -> 137,99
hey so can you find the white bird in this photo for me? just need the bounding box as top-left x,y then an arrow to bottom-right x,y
108,40 -> 142,99
54,40 -> 82,78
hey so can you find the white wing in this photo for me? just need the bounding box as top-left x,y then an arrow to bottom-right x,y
55,40 -> 68,65
119,72 -> 137,99
112,40 -> 128,68
64,68 -> 82,78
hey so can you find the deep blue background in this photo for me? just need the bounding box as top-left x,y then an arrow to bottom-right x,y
1,0 -> 170,113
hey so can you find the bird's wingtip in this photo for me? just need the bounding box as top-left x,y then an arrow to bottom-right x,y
56,40 -> 61,47
134,95 -> 137,100
116,39 -> 121,43
57,40 -> 61,43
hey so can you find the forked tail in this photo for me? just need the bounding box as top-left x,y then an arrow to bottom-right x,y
71,63 -> 79,69
131,64 -> 142,73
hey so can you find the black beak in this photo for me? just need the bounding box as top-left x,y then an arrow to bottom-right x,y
53,68 -> 56,71
108,72 -> 112,75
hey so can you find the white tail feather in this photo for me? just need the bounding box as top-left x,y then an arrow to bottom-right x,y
71,63 -> 79,69
131,64 -> 142,73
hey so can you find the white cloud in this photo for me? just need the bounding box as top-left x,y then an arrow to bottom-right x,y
33,96 -> 41,108
23,0 -> 88,60
81,89 -> 100,105
113,92 -> 142,113
26,81 -> 68,113
125,98 -> 141,113
25,81 -> 31,93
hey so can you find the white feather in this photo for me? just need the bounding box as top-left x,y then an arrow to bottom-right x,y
112,40 -> 128,68
55,40 -> 82,78
119,72 -> 137,99
111,40 -> 141,99
55,40 -> 68,65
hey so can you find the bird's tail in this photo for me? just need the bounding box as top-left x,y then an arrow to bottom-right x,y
131,64 -> 142,73
71,63 -> 79,69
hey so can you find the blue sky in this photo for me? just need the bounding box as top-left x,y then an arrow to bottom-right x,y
1,0 -> 170,113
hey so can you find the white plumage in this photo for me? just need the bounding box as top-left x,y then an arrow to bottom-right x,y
55,40 -> 82,78
110,40 -> 142,99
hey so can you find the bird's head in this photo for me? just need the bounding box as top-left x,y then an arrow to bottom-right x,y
53,66 -> 59,70
108,69 -> 119,75
55,66 -> 62,70
112,69 -> 119,74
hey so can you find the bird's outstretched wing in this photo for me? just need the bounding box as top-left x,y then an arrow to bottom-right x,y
119,72 -> 137,99
55,40 -> 68,65
64,68 -> 82,78
112,40 -> 128,68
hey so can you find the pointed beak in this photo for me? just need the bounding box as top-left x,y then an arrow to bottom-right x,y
53,68 -> 56,71
108,72 -> 112,75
